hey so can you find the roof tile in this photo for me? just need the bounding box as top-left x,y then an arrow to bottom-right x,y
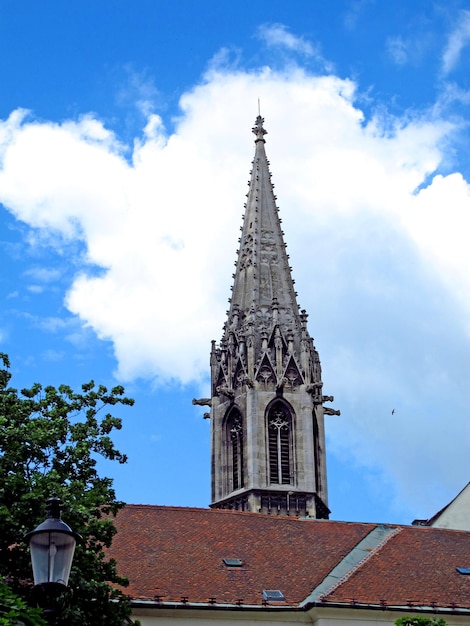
109,505 -> 470,609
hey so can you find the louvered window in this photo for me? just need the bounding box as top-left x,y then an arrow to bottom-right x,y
229,411 -> 244,490
268,406 -> 291,485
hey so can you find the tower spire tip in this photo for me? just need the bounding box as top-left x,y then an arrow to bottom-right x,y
252,112 -> 267,143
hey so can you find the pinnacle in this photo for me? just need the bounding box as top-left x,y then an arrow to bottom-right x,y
252,115 -> 267,143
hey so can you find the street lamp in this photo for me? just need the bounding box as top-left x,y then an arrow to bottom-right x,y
25,496 -> 81,625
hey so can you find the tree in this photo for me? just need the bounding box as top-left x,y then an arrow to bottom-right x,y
0,581 -> 46,626
395,617 -> 448,626
0,353 -> 137,625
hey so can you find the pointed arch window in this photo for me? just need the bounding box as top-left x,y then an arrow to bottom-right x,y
268,404 -> 292,485
228,410 -> 244,490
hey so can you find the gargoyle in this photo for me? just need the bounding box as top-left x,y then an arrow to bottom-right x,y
192,398 -> 212,407
306,382 -> 323,393
216,386 -> 235,399
323,407 -> 341,416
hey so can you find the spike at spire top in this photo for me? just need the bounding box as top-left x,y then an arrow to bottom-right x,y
252,115 -> 267,143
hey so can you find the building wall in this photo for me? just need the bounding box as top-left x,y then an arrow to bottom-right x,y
431,483 -> 470,531
131,606 -> 469,626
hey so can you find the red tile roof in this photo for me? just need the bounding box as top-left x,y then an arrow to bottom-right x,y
109,505 -> 470,611
325,525 -> 470,609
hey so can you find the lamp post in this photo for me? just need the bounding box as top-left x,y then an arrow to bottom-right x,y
25,496 -> 81,625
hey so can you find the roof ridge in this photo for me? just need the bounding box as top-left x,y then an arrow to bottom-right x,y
121,504 -> 404,527
122,504 -> 211,512
121,504 -> 301,518
121,504 -> 390,524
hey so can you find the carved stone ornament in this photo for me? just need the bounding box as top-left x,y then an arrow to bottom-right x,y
192,398 -> 212,407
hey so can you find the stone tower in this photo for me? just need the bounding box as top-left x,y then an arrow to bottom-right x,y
208,115 -> 338,518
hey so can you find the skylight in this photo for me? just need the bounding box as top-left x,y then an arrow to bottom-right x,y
223,558 -> 243,567
262,590 -> 285,602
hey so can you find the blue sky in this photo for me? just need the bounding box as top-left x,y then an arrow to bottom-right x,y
0,0 -> 469,525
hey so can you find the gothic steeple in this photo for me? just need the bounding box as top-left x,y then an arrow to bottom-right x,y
231,116 -> 301,331
209,115 -> 336,518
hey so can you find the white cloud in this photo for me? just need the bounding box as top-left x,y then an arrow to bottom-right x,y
42,349 -> 65,362
256,23 -> 333,70
442,9 -> 470,75
116,65 -> 160,117
0,64 -> 469,519
24,267 -> 62,282
343,0 -> 372,30
28,315 -> 75,333
386,36 -> 409,65
0,111 -> 126,239
258,23 -> 315,55
26,285 -> 44,294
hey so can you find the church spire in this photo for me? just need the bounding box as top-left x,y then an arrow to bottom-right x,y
229,114 -> 302,340
209,115 -> 336,518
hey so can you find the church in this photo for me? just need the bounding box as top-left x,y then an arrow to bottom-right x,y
110,116 -> 470,625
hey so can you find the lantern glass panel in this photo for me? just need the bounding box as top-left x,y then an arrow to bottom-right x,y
29,531 -> 76,586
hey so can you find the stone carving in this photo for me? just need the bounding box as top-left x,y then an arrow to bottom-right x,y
306,382 -> 323,393
258,366 -> 274,386
230,413 -> 243,437
216,385 -> 235,399
285,368 -> 299,388
239,375 -> 254,388
323,407 -> 341,416
274,333 -> 283,350
192,398 -> 212,407
276,377 -> 289,391
268,408 -> 289,431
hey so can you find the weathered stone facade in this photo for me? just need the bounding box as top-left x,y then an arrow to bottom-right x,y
209,116 -> 338,517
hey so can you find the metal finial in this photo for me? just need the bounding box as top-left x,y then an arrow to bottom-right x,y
45,495 -> 62,519
252,115 -> 267,143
